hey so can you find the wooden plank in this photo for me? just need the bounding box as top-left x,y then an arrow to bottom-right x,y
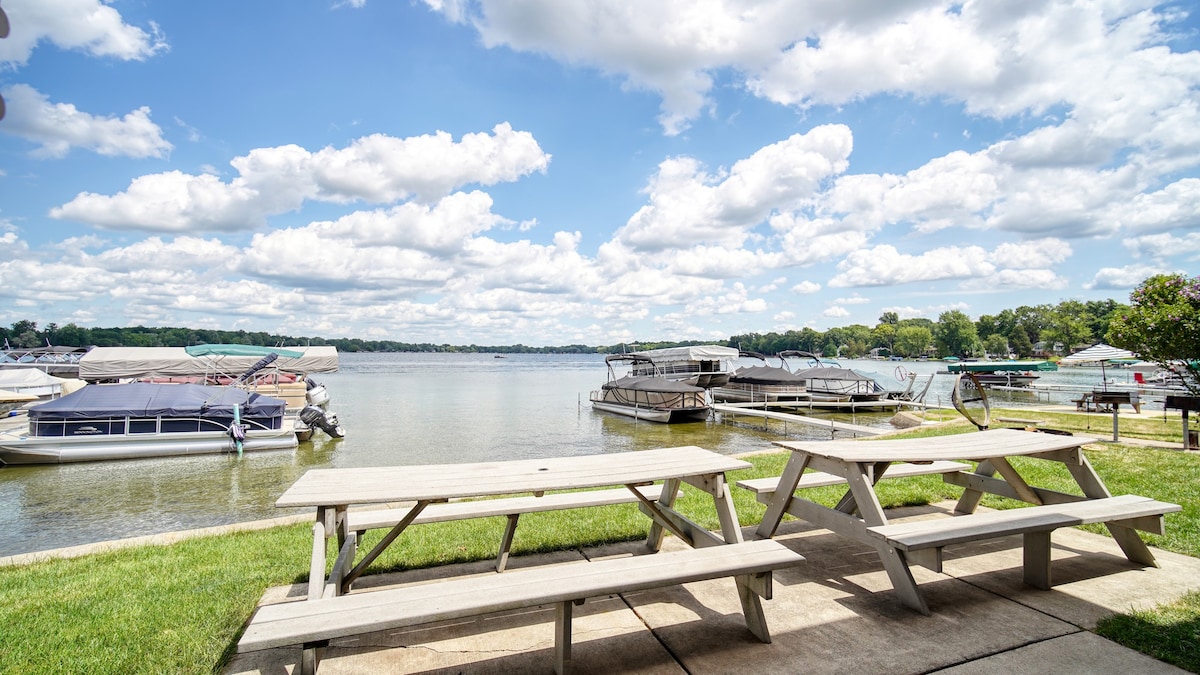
344,485 -> 671,531
867,495 -> 1180,551
773,428 -> 1096,465
736,461 -> 971,495
308,522 -> 326,601
943,470 -> 1087,507
239,539 -> 805,653
712,405 -> 885,436
277,446 -> 751,508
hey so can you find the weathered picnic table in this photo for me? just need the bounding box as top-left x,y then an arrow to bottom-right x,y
241,446 -> 805,673
754,428 -> 1178,615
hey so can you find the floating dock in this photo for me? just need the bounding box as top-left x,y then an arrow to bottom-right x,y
712,403 -> 886,437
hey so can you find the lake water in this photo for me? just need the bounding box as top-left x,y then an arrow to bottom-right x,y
0,352 -> 1132,557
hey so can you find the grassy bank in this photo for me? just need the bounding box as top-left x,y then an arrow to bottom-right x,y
1,425 -> 1198,673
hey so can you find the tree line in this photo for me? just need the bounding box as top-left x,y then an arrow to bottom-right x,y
0,298 -> 1126,359
2,275 -> 1195,375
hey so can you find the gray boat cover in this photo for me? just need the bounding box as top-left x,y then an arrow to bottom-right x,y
729,366 -> 808,386
602,376 -> 705,393
78,345 -> 338,379
29,383 -> 285,420
793,366 -> 874,382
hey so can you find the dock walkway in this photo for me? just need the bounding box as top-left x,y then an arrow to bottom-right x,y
712,403 -> 885,437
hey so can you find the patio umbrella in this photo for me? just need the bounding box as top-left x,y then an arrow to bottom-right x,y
1060,343 -> 1137,391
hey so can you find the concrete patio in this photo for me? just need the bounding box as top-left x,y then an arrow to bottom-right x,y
224,500 -> 1199,674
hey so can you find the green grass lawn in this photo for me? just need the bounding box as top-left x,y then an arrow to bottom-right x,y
1,415 -> 1198,674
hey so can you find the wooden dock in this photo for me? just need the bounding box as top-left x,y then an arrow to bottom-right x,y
712,404 -> 885,437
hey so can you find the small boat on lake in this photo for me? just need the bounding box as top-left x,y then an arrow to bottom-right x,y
79,344 -> 344,440
946,360 -> 1056,388
0,382 -> 297,465
711,351 -> 809,403
627,345 -> 739,388
590,355 -> 710,423
780,351 -> 887,402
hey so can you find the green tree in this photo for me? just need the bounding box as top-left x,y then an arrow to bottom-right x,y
1008,328 -> 1034,358
894,325 -> 932,358
983,333 -> 1010,358
1108,274 -> 1200,395
1084,298 -> 1124,342
1041,300 -> 1093,351
935,310 -> 978,358
1011,304 -> 1052,345
976,314 -> 999,339
872,323 -> 897,353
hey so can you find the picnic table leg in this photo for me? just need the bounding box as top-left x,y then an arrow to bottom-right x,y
646,478 -> 681,552
955,459 -> 996,514
755,452 -> 810,539
736,574 -> 771,643
554,601 -> 573,675
343,500 -> 430,590
711,473 -> 745,544
1062,449 -> 1159,566
497,514 -> 520,572
843,462 -> 930,615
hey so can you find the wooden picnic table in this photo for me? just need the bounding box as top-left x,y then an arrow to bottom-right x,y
278,446 -> 754,597
266,446 -> 806,673
755,428 -> 1174,614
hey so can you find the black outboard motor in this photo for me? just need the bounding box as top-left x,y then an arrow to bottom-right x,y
299,404 -> 345,438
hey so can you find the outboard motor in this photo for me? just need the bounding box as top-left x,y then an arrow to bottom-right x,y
306,383 -> 331,407
299,404 -> 345,438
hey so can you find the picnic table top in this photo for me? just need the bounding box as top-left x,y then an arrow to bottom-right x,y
773,428 -> 1097,464
276,445 -> 751,508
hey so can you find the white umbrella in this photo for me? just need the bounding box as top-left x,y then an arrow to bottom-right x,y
1060,343 -> 1137,391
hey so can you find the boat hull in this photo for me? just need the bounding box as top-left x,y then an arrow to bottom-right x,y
0,427 -> 298,465
589,400 -> 709,423
711,383 -> 809,404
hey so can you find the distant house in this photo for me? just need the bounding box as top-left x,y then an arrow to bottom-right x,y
1032,341 -> 1065,358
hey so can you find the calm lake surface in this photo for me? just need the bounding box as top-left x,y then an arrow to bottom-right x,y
0,352 -> 1132,556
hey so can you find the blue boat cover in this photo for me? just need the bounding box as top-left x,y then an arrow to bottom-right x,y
29,382 -> 285,420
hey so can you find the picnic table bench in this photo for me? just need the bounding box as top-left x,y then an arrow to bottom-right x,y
867,494 -> 1179,589
246,446 -> 803,674
754,429 -> 1179,614
239,539 -> 804,675
344,484 -> 676,572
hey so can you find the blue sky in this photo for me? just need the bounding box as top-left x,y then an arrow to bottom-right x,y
1,1 -> 1198,347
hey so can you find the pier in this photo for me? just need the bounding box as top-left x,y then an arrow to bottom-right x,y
712,403 -> 887,438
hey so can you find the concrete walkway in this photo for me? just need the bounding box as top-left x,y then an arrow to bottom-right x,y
225,501 -> 1199,674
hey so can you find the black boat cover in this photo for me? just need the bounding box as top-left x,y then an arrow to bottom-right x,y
29,382 -> 286,420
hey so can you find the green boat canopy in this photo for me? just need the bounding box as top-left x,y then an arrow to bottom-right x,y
184,344 -> 304,359
947,360 -> 1058,373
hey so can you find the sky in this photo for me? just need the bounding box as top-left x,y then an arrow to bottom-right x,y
0,1 -> 1198,347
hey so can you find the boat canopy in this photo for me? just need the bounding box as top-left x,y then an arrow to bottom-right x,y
947,361 -> 1057,373
630,345 -> 739,362
29,382 -> 285,421
0,368 -> 66,389
184,344 -> 304,359
794,366 -> 875,381
79,345 -> 338,379
730,366 -> 808,386
602,376 -> 705,393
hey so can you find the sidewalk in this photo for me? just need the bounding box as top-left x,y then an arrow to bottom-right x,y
224,501 -> 1199,674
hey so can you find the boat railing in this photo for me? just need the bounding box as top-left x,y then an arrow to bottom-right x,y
30,414 -> 281,437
